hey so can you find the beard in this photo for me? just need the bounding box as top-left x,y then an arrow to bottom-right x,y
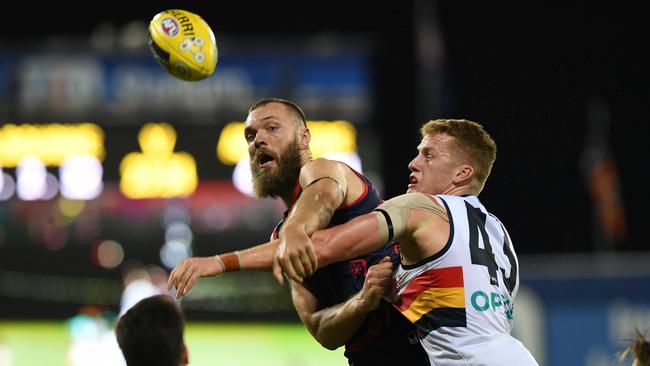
250,139 -> 302,199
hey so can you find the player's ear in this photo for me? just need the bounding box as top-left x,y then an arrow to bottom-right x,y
298,127 -> 311,150
454,164 -> 473,185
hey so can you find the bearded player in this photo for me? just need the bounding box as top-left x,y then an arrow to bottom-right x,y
171,118 -> 538,365
169,98 -> 429,365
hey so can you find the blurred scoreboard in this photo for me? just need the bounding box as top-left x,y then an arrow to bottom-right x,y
0,36 -> 380,319
0,120 -> 360,201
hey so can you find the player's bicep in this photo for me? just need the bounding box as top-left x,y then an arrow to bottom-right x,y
299,159 -> 347,200
312,212 -> 388,267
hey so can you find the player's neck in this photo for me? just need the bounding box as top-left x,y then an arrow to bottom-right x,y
444,183 -> 476,197
299,151 -> 313,166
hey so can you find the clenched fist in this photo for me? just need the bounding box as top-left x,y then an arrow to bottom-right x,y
354,256 -> 395,312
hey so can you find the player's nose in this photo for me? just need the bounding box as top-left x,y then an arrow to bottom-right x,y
254,131 -> 268,148
408,156 -> 420,172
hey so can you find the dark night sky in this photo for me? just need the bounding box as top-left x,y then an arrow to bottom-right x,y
2,2 -> 647,254
437,4 -> 648,254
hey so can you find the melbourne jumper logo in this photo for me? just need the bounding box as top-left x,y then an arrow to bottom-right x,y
348,259 -> 367,277
161,17 -> 180,36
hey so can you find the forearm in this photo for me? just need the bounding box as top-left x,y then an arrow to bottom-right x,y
308,297 -> 372,350
223,240 -> 279,272
312,212 -> 388,267
169,239 -> 280,297
284,180 -> 342,235
273,163 -> 348,282
306,256 -> 394,349
292,282 -> 371,350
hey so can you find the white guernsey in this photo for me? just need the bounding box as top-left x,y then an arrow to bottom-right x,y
376,192 -> 538,366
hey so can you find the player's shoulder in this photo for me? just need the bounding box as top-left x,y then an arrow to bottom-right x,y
301,158 -> 360,179
387,192 -> 444,210
302,157 -> 344,170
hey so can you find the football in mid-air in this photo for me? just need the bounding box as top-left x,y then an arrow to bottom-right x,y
148,9 -> 218,81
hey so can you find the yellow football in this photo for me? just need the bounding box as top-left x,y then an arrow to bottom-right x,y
148,9 -> 218,81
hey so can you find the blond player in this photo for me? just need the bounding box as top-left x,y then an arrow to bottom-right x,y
275,119 -> 539,365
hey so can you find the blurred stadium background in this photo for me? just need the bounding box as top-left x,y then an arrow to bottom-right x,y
0,2 -> 648,366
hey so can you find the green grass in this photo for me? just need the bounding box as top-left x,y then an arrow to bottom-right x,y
0,321 -> 69,366
0,321 -> 346,366
186,323 -> 347,366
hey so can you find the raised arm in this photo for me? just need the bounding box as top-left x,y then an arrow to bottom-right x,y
275,159 -> 354,279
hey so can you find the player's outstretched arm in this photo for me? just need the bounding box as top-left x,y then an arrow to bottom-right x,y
169,209 -> 388,298
275,192 -> 443,284
168,240 -> 279,298
274,211 -> 389,284
313,212 -> 388,267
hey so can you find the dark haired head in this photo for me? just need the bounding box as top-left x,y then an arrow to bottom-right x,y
115,295 -> 186,366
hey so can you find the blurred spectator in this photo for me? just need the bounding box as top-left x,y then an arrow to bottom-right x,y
115,294 -> 188,366
66,305 -> 124,366
147,264 -> 173,295
119,261 -> 164,317
0,334 -> 12,366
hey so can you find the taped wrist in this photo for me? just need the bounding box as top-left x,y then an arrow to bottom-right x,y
219,252 -> 240,272
214,255 -> 226,273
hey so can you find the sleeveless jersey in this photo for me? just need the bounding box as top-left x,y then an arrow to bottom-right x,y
272,170 -> 392,307
388,195 -> 538,366
273,169 -> 429,365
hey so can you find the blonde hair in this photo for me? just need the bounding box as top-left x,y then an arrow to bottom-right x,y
420,119 -> 497,194
620,329 -> 650,366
